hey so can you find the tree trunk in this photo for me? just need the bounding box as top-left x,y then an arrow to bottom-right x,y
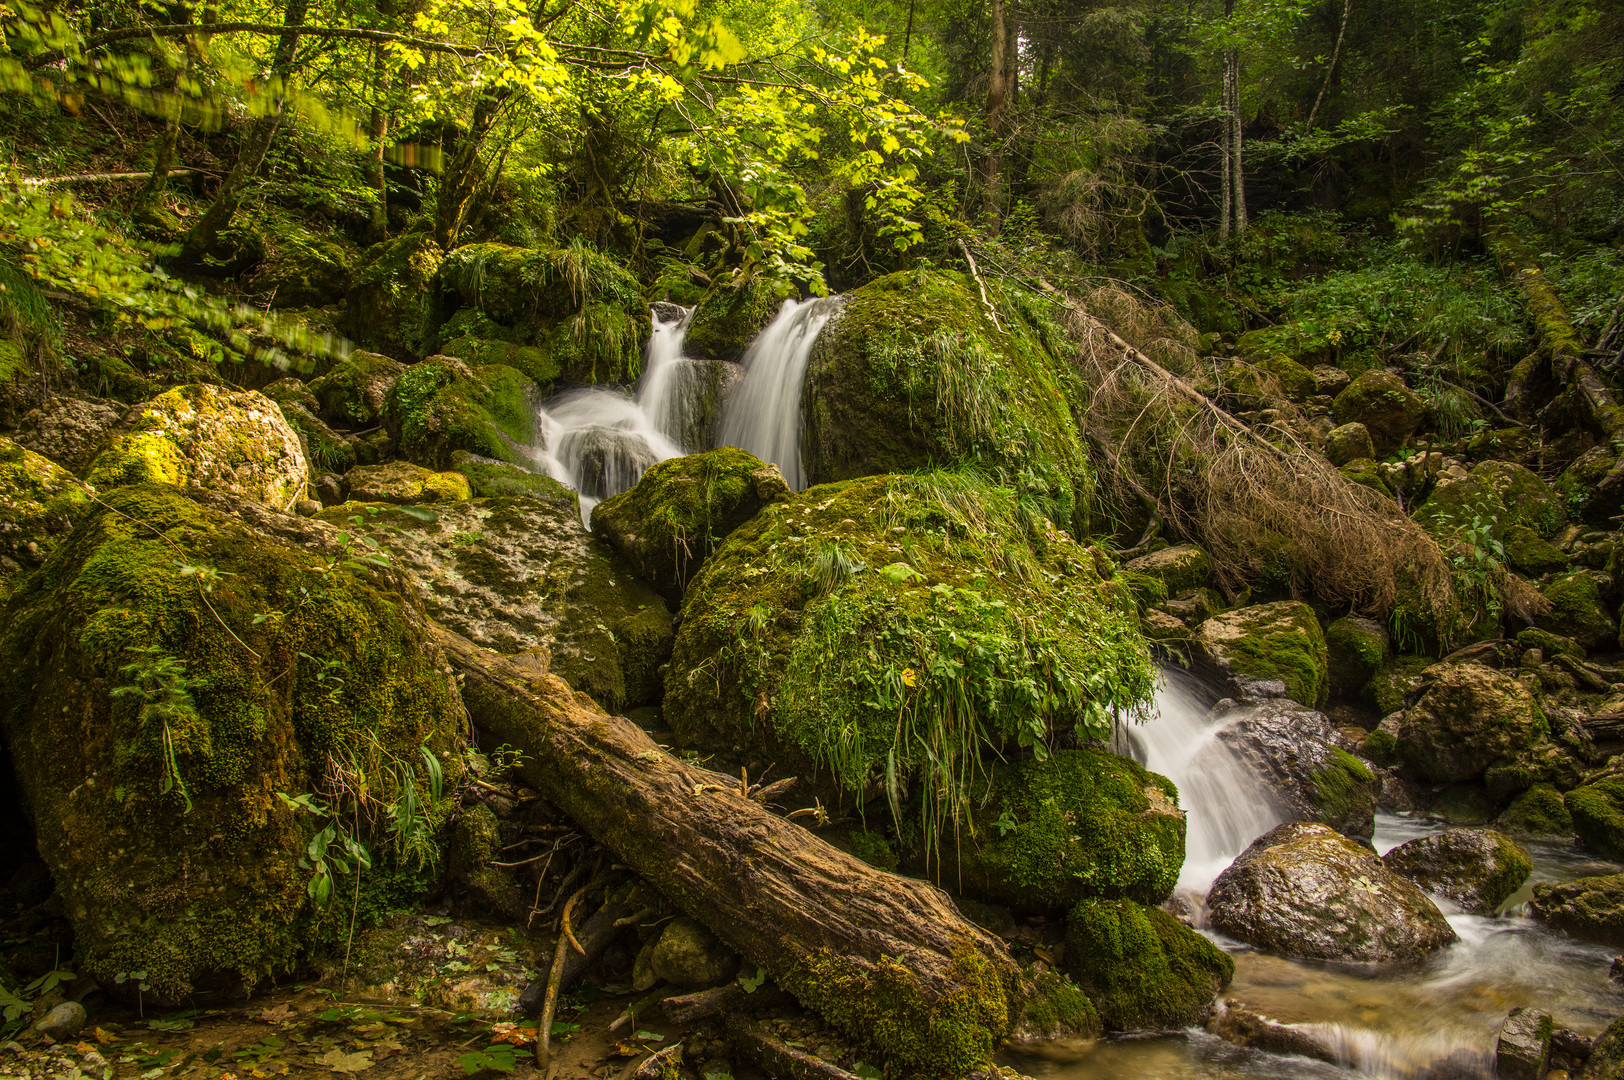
368,43 -> 390,242
1226,47 -> 1247,234
433,90 -> 507,251
1305,0 -> 1353,130
984,0 -> 1008,227
137,4 -> 197,208
179,0 -> 311,264
434,626 -> 1023,1076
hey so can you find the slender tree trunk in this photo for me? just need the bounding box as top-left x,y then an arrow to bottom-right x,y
368,43 -> 390,242
1218,83 -> 1232,240
1229,47 -> 1247,233
433,91 -> 507,250
1305,0 -> 1353,130
179,0 -> 311,264
984,0 -> 1008,228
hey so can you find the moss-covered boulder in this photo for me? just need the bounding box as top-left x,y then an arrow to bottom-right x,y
13,396 -> 122,472
1496,782 -> 1575,838
320,496 -> 673,713
591,448 -> 789,606
344,461 -> 471,505
1256,354 -> 1316,402
383,357 -> 539,470
1585,1016 -> 1624,1080
1324,615 -> 1389,701
1062,899 -> 1233,1031
1395,662 -> 1548,784
0,484 -> 465,1001
941,749 -> 1184,913
1380,828 -> 1531,914
1122,544 -> 1213,598
1504,525 -> 1569,576
436,332 -> 561,390
1536,571 -> 1617,651
451,450 -> 578,508
1216,699 -> 1379,839
435,242 -> 644,384
1565,777 -> 1624,860
85,384 -> 308,508
665,471 -> 1154,818
1372,653 -> 1431,716
244,213 -> 353,309
1206,822 -> 1456,963
1331,370 -> 1424,456
1529,874 -> 1624,948
306,350 -> 406,427
1323,422 -> 1375,466
1555,446 -> 1617,526
685,276 -> 796,363
345,227 -> 443,361
0,436 -> 92,595
1192,601 -> 1329,707
801,270 -> 1092,531
1414,461 -> 1567,545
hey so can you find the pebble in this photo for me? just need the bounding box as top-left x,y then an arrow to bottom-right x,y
34,1001 -> 87,1041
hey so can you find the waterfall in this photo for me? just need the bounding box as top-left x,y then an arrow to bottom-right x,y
714,296 -> 844,490
1121,674 -> 1285,894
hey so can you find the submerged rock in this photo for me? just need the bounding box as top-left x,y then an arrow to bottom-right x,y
1530,874 -> 1624,948
320,496 -> 673,713
1209,1003 -> 1337,1063
1395,662 -> 1548,784
0,484 -> 465,1002
1063,898 -> 1233,1030
1213,698 -> 1379,840
1381,827 -> 1531,914
1192,601 -> 1329,707
592,447 -> 790,605
1205,822 -> 1456,963
1496,1007 -> 1552,1080
85,384 -> 308,508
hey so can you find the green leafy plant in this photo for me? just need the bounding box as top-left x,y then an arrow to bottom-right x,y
110,646 -> 206,813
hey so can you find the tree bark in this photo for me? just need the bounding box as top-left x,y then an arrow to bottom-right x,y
368,43 -> 390,242
433,90 -> 507,250
983,0 -> 1008,227
1305,0 -> 1353,131
1227,47 -> 1247,233
178,0 -> 311,265
434,625 -> 1022,1075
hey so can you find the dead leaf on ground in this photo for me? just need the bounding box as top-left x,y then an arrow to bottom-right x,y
259,1005 -> 294,1025
315,1049 -> 374,1073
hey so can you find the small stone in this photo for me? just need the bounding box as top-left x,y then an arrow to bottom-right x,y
650,917 -> 739,988
294,499 -> 320,518
1496,1007 -> 1551,1080
33,1001 -> 87,1041
316,473 -> 346,506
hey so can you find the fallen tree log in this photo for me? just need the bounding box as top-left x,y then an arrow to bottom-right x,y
433,624 -> 1024,1078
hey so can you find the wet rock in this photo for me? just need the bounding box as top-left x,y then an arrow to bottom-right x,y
1206,821 -> 1457,963
1193,601 -> 1329,708
1382,828 -> 1531,914
1530,874 -> 1624,948
319,497 -> 673,713
1123,544 -> 1214,597
1209,1002 -> 1337,1064
344,460 -> 471,504
650,916 -> 739,988
1323,422 -> 1376,466
1063,898 -> 1233,1030
1324,616 -> 1389,702
33,1001 -> 87,1041
592,447 -> 790,605
1332,370 -> 1424,455
1496,1010 -> 1552,1080
1583,1015 -> 1624,1079
85,384 -> 308,507
1395,662 -> 1548,784
1213,698 -> 1378,840
1562,777 -> 1624,859
13,396 -> 121,471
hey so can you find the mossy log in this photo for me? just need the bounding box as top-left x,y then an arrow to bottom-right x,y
433,625 -> 1021,1078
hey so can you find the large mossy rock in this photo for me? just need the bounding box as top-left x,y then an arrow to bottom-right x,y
942,749 -> 1184,914
1414,461 -> 1567,545
0,436 -> 92,595
1380,828 -> 1531,914
1215,699 -> 1378,840
591,448 -> 790,606
800,270 -> 1092,531
1529,874 -> 1624,948
1496,782 -> 1575,838
383,357 -> 540,470
451,451 -> 578,508
1062,898 -> 1233,1031
85,385 -> 309,507
1331,370 -> 1424,456
685,276 -> 796,363
1536,571 -> 1617,651
344,461 -> 471,505
306,351 -> 406,427
665,472 -> 1154,814
0,484 -> 465,1001
344,227 -> 443,361
1122,544 -> 1213,598
1206,822 -> 1457,963
435,242 -> 644,384
320,497 -> 673,713
1192,601 -> 1329,707
1395,662 -> 1548,784
1323,615 -> 1390,702
1586,1017 -> 1624,1080
1565,776 -> 1624,860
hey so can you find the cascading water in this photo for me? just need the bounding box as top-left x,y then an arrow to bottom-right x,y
714,296 -> 844,490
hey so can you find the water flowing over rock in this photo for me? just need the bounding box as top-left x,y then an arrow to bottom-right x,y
1205,821 -> 1457,963
1211,697 -> 1379,840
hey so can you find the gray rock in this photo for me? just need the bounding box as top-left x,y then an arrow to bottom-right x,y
1495,1007 -> 1551,1080
1323,422 -> 1376,466
13,396 -> 121,472
650,917 -> 739,988
1381,827 -> 1531,914
33,1001 -> 87,1041
1311,366 -> 1351,397
294,499 -> 321,518
1530,874 -> 1624,948
315,473 -> 347,507
1206,822 -> 1457,963
1214,698 -> 1378,840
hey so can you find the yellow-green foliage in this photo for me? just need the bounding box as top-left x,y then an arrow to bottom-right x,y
0,484 -> 464,1000
785,941 -> 1014,1078
1063,898 -> 1234,1030
666,470 -> 1154,837
948,749 -> 1184,912
802,269 -> 1094,533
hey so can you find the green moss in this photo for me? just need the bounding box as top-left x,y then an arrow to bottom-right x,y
1339,458 -> 1393,497
1312,747 -> 1377,827
1324,616 -> 1389,701
1497,782 -> 1574,837
1581,1016 -> 1624,1079
1062,899 -> 1233,1031
1371,654 -> 1432,716
1503,526 -> 1569,576
1362,728 -> 1398,765
384,358 -> 539,469
1198,601 -> 1329,707
802,269 -> 1093,534
1256,354 -> 1317,402
1567,777 -> 1624,859
1536,572 -> 1616,651
686,276 -> 797,363
1555,448 -> 1616,526
438,335 -> 561,389
0,435 -> 92,594
843,828 -> 900,871
784,941 -> 1014,1079
1019,969 -> 1102,1039
947,749 -> 1183,912
345,227 -> 443,360
0,484 -> 463,1001
450,450 -> 578,508
306,350 -> 405,426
